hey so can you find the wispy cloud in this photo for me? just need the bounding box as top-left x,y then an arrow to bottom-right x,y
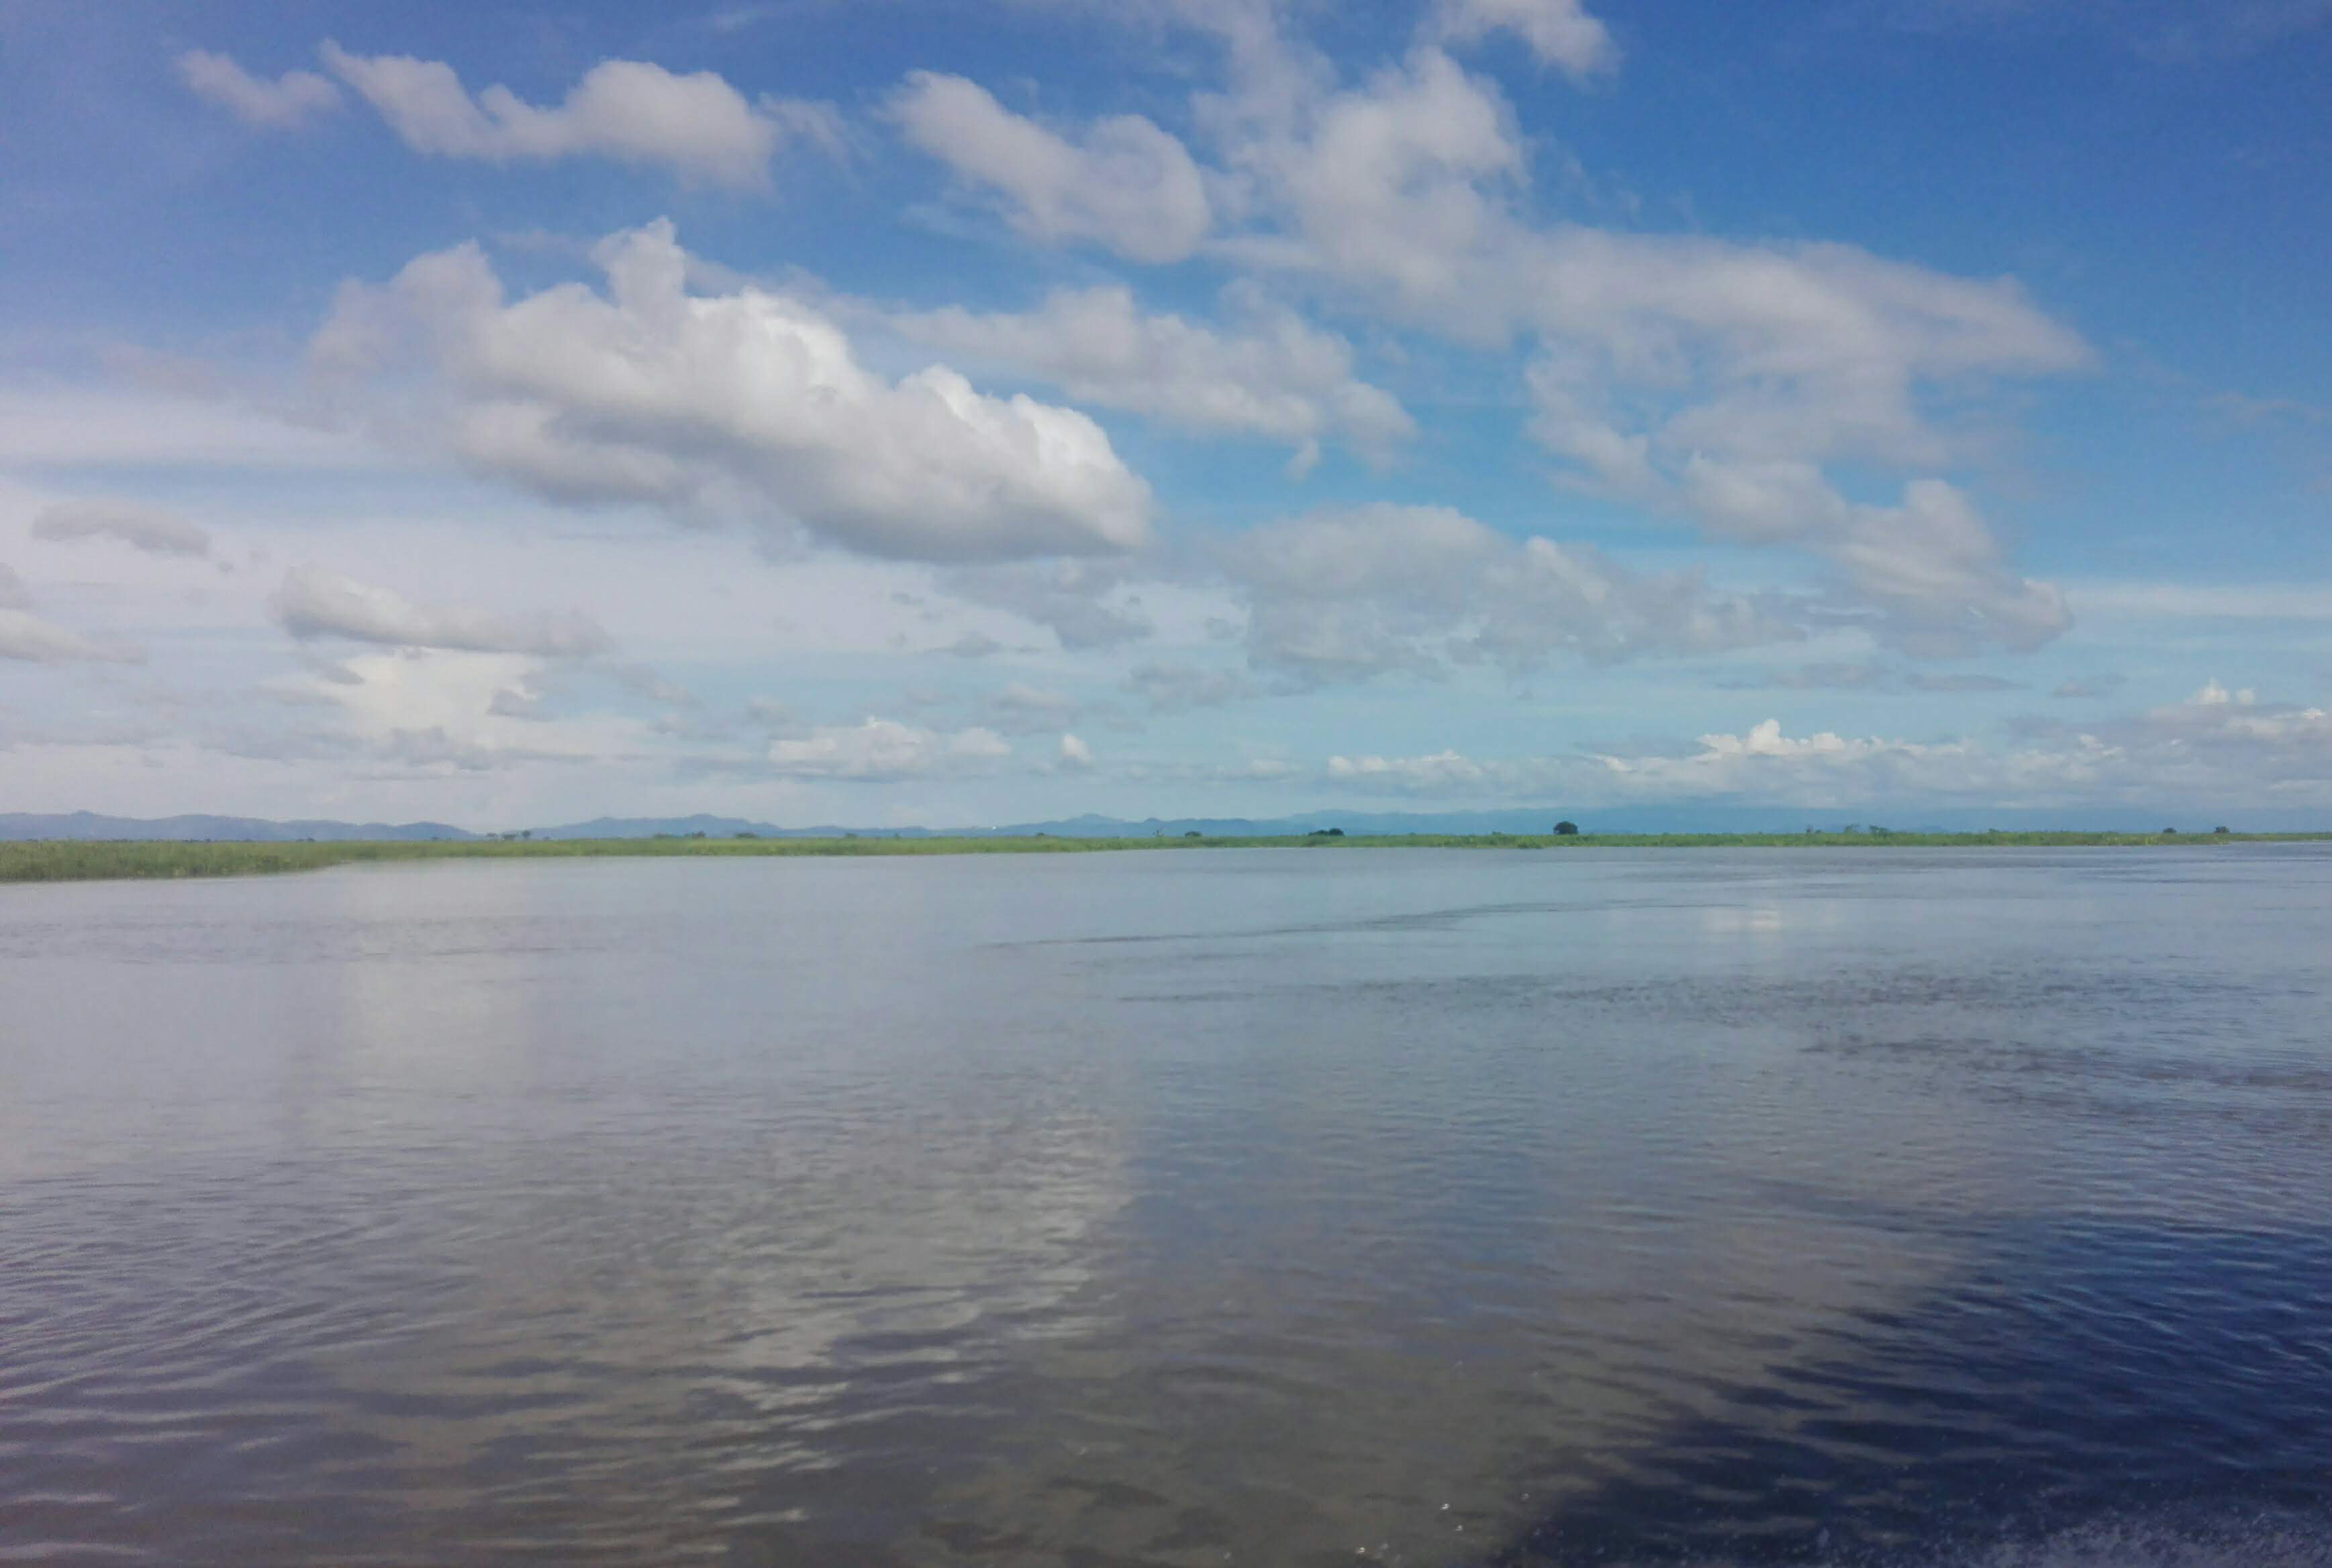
176,50 -> 340,128
273,567 -> 613,658
32,500 -> 212,558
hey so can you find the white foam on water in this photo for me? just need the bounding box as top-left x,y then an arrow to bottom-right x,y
1553,1509 -> 2332,1568
1955,1512 -> 2332,1568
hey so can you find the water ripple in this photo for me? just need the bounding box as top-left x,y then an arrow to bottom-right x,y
3,849 -> 2330,1565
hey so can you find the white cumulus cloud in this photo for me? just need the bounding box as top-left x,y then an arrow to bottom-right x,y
891,71 -> 1212,262
893,284 -> 1412,467
311,221 -> 1153,561
1224,503 -> 1800,682
1316,680 -> 2332,811
283,648 -> 638,773
1328,748 -> 1488,788
1673,464 -> 2071,654
1196,40 -> 2086,649
767,718 -> 1012,781
940,559 -> 1156,648
319,44 -> 828,187
1431,0 -> 1620,78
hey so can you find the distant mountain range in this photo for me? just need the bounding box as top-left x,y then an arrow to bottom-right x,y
530,814 -> 793,840
4,805 -> 2247,843
0,812 -> 477,842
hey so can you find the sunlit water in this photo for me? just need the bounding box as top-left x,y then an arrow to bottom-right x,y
3,847 -> 2330,1567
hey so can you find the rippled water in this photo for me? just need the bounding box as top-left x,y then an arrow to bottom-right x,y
4,847 -> 2331,1566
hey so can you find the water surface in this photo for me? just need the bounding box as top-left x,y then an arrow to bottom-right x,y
4,847 -> 2330,1565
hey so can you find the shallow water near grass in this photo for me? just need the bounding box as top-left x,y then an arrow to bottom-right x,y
3,846 -> 2330,1566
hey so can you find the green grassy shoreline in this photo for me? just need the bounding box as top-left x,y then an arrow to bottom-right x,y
3,830 -> 2326,884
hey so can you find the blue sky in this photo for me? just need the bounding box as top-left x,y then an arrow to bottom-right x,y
2,0 -> 2329,828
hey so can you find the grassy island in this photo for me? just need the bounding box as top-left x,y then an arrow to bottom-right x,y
2,829 -> 2325,885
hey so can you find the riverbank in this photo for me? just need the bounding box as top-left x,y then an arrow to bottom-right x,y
3,830 -> 2325,883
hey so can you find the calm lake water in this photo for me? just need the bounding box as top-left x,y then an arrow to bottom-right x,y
4,846 -> 2331,1567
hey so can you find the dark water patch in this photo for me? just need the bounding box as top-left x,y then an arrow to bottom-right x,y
1486,1222 -> 2332,1567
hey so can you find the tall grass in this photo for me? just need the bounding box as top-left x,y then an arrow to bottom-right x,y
1,830 -> 2322,885
0,835 -> 1167,883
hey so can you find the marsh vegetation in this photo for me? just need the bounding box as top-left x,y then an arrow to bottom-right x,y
2,829 -> 2321,883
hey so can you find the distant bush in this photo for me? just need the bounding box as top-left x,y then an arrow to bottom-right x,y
1553,821 -> 1579,836
1184,830 -> 1202,838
